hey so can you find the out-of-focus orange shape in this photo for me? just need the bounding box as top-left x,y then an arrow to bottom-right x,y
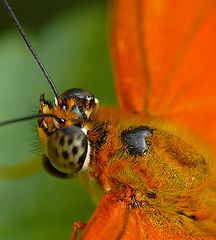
78,0 -> 216,239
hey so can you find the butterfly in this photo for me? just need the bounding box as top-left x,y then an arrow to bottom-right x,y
1,0 -> 216,240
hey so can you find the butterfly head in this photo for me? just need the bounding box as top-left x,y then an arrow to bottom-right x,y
37,88 -> 99,177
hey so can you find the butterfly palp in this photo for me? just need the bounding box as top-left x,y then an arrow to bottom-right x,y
37,88 -> 99,177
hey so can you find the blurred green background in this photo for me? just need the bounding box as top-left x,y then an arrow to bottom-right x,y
0,0 -> 116,239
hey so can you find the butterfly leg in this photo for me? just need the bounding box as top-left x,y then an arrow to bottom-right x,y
70,221 -> 86,240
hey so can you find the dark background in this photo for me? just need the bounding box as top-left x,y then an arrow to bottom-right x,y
0,0 -> 116,239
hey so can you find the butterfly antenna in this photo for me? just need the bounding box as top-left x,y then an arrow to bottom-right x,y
1,0 -> 59,98
0,113 -> 61,127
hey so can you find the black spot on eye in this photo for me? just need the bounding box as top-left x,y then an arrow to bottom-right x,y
68,162 -> 74,166
59,135 -> 65,146
68,137 -> 73,145
62,151 -> 69,159
54,148 -> 59,158
72,147 -> 78,155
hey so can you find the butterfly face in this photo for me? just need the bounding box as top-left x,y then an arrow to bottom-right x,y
37,88 -> 99,177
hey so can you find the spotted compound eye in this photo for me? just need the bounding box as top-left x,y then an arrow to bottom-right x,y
61,88 -> 95,100
47,126 -> 89,175
61,88 -> 99,119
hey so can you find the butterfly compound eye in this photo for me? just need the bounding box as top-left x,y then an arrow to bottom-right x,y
47,126 -> 89,175
61,88 -> 99,119
61,88 -> 95,101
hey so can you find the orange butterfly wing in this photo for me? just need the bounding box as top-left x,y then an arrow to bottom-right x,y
80,193 -> 152,240
111,0 -> 216,153
80,192 -> 208,240
80,193 -> 127,240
